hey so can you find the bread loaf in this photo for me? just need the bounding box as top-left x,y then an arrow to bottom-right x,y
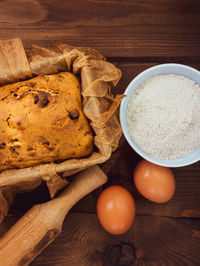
0,72 -> 93,171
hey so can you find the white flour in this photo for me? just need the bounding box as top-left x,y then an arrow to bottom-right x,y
126,74 -> 200,159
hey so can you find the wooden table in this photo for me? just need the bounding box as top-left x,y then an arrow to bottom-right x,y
0,0 -> 200,265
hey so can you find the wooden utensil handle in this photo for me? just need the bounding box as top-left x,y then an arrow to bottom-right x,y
0,165 -> 107,266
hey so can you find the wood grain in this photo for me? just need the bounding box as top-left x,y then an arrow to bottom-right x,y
0,0 -> 199,57
7,213 -> 195,265
1,211 -> 199,265
114,62 -> 200,95
0,0 -> 199,265
0,166 -> 108,265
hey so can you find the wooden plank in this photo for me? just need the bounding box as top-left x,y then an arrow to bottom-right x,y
0,1 -> 199,264
114,62 -> 200,94
1,213 -> 197,265
0,0 -> 199,57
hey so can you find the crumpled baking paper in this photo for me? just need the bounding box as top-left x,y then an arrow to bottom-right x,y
0,38 -> 123,224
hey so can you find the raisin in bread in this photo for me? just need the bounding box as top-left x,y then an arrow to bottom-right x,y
0,72 -> 93,171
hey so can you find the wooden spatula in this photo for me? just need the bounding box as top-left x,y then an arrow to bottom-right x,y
0,165 -> 107,266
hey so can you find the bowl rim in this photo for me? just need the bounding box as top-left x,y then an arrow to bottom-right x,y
120,63 -> 200,168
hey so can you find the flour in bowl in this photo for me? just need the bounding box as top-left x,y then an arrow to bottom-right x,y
126,74 -> 200,159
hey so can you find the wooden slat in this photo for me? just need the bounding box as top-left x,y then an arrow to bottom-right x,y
0,0 -> 199,57
114,61 -> 200,93
0,213 -> 192,265
0,1 -> 199,264
1,212 -> 199,265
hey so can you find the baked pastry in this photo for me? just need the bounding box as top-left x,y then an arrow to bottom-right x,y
0,72 -> 93,171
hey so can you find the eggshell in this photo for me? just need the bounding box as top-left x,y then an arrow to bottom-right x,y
97,185 -> 135,235
134,160 -> 175,203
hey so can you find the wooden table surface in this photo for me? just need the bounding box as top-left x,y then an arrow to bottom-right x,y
0,0 -> 200,265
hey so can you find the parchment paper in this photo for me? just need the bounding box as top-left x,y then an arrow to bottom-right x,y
0,38 -> 122,224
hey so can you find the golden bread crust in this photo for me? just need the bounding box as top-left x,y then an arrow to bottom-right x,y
0,72 -> 93,171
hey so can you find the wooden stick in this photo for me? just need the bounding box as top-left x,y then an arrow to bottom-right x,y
0,165 -> 107,266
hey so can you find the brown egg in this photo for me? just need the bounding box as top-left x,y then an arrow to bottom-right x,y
133,160 -> 175,203
97,185 -> 136,235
